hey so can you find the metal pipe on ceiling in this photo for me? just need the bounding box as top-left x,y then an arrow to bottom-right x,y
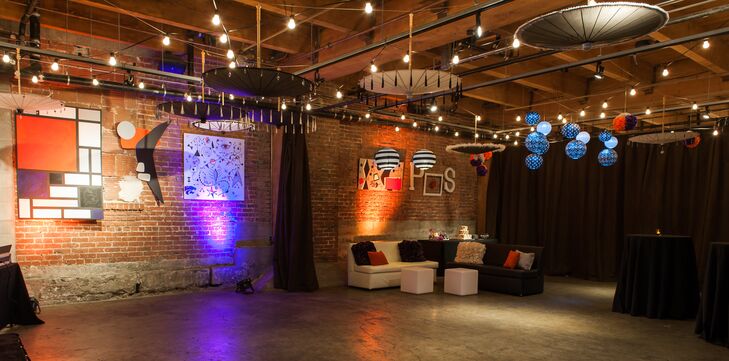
368,26 -> 729,111
293,0 -> 512,76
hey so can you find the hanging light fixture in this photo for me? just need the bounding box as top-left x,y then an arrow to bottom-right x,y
50,59 -> 59,71
212,12 -> 221,26
287,16 -> 296,30
629,87 -> 637,96
413,149 -> 437,170
226,49 -> 235,59
594,62 -> 605,79
219,33 -> 228,44
369,61 -> 378,73
162,35 -> 171,46
374,148 -> 400,171
108,53 -> 117,66
364,2 -> 373,14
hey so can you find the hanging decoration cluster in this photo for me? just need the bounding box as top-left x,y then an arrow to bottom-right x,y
525,111 -> 541,126
612,113 -> 638,132
598,130 -> 619,167
469,152 -> 492,176
684,135 -> 701,149
524,118 -> 551,170
561,122 -> 591,160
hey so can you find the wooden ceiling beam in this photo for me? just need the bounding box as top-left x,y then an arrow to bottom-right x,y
230,0 -> 350,34
649,22 -> 729,74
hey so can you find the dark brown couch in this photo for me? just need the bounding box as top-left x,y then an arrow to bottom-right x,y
446,243 -> 544,296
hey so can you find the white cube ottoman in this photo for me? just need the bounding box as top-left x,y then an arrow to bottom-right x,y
444,268 -> 478,296
400,267 -> 434,294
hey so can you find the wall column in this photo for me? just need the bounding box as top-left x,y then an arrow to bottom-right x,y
0,79 -> 15,260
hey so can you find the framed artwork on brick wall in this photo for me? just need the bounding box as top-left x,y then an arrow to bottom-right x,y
357,158 -> 403,191
16,107 -> 104,219
183,133 -> 245,201
423,173 -> 443,196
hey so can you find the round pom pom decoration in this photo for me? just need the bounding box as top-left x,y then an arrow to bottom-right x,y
598,148 -> 618,167
536,121 -> 552,135
525,111 -> 541,126
684,135 -> 701,149
612,113 -> 638,132
469,153 -> 484,167
525,132 -> 550,155
561,122 -> 580,139
476,165 -> 488,176
525,153 -> 543,170
565,140 -> 587,160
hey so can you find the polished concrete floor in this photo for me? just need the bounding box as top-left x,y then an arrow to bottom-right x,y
5,277 -> 728,361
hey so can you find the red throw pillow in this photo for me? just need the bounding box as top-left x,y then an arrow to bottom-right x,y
503,250 -> 520,269
367,251 -> 389,266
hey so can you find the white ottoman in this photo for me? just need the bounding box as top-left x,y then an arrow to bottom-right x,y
444,268 -> 478,296
400,267 -> 434,294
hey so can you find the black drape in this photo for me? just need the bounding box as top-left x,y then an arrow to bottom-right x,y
273,129 -> 319,291
486,131 -> 729,281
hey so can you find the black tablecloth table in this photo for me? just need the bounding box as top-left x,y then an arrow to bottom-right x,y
695,242 -> 729,347
612,234 -> 699,319
0,263 -> 44,328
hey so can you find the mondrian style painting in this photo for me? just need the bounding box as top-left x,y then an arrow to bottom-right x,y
16,106 -> 103,220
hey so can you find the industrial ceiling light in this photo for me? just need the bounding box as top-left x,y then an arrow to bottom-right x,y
226,49 -> 235,59
475,11 -> 483,38
451,54 -> 460,65
369,61 -> 378,73
212,12 -> 221,26
162,35 -> 171,46
702,39 -> 710,49
364,2 -> 373,14
287,16 -> 296,30
108,53 -> 117,66
50,59 -> 59,72
629,87 -> 637,96
219,33 -> 228,44
594,62 -> 605,79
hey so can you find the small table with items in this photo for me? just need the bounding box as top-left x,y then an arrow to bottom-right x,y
0,263 -> 44,329
612,234 -> 699,319
695,242 -> 729,347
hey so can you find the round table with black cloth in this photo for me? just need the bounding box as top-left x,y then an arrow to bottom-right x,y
696,242 -> 729,347
612,234 -> 699,319
0,263 -> 44,329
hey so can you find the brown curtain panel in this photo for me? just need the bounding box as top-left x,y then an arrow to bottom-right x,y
273,128 -> 319,291
486,131 -> 728,281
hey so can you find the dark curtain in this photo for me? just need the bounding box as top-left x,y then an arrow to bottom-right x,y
486,131 -> 729,281
273,128 -> 319,291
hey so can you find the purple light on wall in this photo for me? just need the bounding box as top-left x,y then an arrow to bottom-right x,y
185,200 -> 240,252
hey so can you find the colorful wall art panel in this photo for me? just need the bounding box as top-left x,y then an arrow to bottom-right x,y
117,120 -> 170,204
183,133 -> 245,201
358,158 -> 403,191
16,107 -> 103,219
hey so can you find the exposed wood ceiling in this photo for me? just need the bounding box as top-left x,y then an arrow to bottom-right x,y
1,0 -> 728,135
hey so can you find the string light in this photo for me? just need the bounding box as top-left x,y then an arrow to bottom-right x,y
287,16 -> 296,30
557,113 -> 563,121
602,100 -> 608,109
475,115 -> 481,122
451,54 -> 459,65
454,131 -> 459,137
51,59 -> 59,71
430,103 -> 438,112
561,118 -> 567,124
305,102 -> 312,111
364,2 -> 373,14
31,75 -> 39,83
108,53 -> 117,66
512,37 -> 520,48
438,115 -> 443,121
336,90 -> 343,99
212,12 -> 221,26
400,114 -> 406,120
600,112 -> 606,119
162,36 -> 171,46
281,101 -> 287,110
395,126 -> 400,132
629,87 -> 637,96
645,107 -> 651,115
186,94 -> 193,102
412,121 -> 417,128
2,53 -> 10,63
228,61 -> 236,69
137,81 -> 145,89
403,53 -> 410,63
226,49 -> 235,59
369,61 -> 377,73
702,39 -> 710,49
579,109 -> 586,117
475,134 -> 480,139
530,127 -> 535,132
713,129 -> 719,136
661,66 -> 669,77
692,102 -> 698,110
229,94 -> 235,100
92,77 -> 99,86
434,125 -> 440,132
219,33 -> 228,44
492,133 -> 498,139
365,112 -> 370,119
516,115 -> 521,122
505,134 -> 510,140
513,140 -> 518,146
515,131 -> 520,136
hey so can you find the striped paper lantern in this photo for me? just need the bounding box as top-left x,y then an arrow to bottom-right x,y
374,148 -> 400,171
412,149 -> 437,170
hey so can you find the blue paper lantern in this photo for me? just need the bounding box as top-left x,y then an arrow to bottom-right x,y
525,153 -> 543,170
598,148 -> 618,167
565,140 -> 587,160
413,149 -> 437,170
374,148 -> 400,171
536,121 -> 552,135
599,130 -> 612,142
561,122 -> 580,139
525,132 -> 549,155
525,111 -> 540,126
604,136 -> 618,149
576,131 -> 591,144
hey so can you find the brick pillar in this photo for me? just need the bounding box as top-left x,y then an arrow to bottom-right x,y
0,78 -> 15,260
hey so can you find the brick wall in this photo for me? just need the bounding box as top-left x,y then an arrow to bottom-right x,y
307,119 -> 480,263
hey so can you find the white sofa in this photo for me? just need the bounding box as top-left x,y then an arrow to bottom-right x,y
347,241 -> 438,290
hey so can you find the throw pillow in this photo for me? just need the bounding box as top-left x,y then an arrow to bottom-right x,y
516,250 -> 536,270
503,250 -> 520,269
398,240 -> 426,262
367,251 -> 389,266
351,241 -> 376,265
454,242 -> 486,264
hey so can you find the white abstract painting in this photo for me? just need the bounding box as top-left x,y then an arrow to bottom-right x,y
183,133 -> 245,201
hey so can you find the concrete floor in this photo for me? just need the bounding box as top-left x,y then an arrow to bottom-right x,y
5,277 -> 728,361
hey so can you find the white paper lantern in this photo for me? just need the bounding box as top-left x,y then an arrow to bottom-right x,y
374,148 -> 400,171
413,149 -> 437,170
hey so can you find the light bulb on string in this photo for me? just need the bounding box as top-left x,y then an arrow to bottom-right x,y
645,107 -> 651,115
369,61 -> 377,73
561,118 -> 567,124
557,113 -> 563,121
281,102 -> 287,110
212,13 -> 221,26
505,134 -> 510,140
600,112 -> 606,119
336,90 -> 343,99
662,66 -> 669,77
51,59 -> 59,71
412,121 -> 417,128
512,37 -> 520,48
186,94 -> 193,102
579,109 -> 586,117
430,103 -> 438,112
92,77 -> 99,86
138,81 -> 145,89
2,53 -> 10,63
365,112 -> 371,119
434,126 -> 440,132
403,53 -> 410,63
400,114 -> 406,120
530,127 -> 535,132
438,115 -> 443,122
454,131 -> 459,137
229,94 -> 235,100
475,134 -> 480,139
219,33 -> 228,44
513,140 -> 518,146
108,53 -> 117,66
395,126 -> 400,132
475,115 -> 481,122
451,54 -> 459,65
228,61 -> 236,69
31,75 -> 39,84
287,16 -> 296,30
305,103 -> 312,111
515,131 -> 520,136
702,39 -> 710,49
713,129 -> 719,136
364,2 -> 373,14
516,115 -> 521,122
492,133 -> 498,139
692,102 -> 698,110
602,100 -> 608,109
226,49 -> 235,59
162,36 -> 170,46
629,87 -> 637,96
